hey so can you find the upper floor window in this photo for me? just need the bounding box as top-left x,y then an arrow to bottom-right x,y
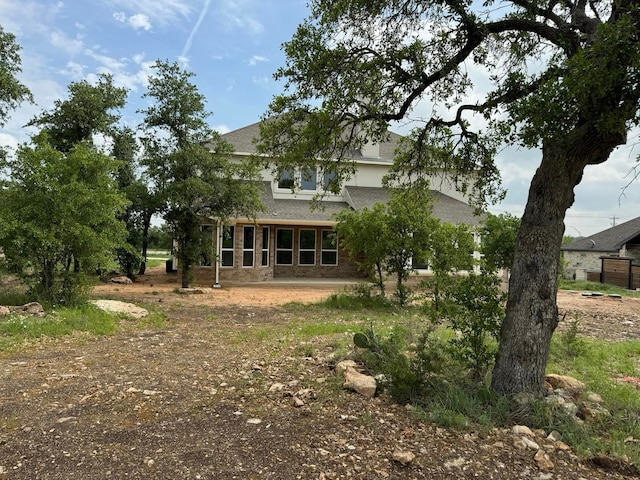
277,169 -> 294,189
301,167 -> 317,190
322,170 -> 337,191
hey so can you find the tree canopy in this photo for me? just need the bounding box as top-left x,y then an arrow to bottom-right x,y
140,60 -> 264,287
259,0 -> 640,395
0,25 -> 32,127
0,139 -> 127,304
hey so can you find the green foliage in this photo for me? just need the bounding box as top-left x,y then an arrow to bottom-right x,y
0,26 -> 32,127
479,213 -> 521,272
320,285 -> 395,311
259,0 -> 640,397
0,139 -> 128,305
140,60 -> 264,287
335,187 -> 439,305
424,222 -> 476,312
0,304 -> 166,351
438,273 -> 506,380
27,74 -> 127,153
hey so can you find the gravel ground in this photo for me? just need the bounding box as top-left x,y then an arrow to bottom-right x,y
1,269 -> 639,479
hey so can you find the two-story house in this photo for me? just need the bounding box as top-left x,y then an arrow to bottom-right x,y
187,121 -> 482,286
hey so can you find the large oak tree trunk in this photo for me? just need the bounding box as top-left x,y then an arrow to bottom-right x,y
491,126 -> 624,396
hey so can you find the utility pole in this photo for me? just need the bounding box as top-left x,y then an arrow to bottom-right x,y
610,215 -> 617,227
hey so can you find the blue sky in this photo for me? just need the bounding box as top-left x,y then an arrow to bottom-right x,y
1,0 -> 638,236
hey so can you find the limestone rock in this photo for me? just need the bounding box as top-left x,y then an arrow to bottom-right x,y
110,276 -> 133,285
545,374 -> 585,392
9,302 -> 45,317
392,449 -> 415,465
512,425 -> 535,436
90,299 -> 148,318
342,367 -> 376,397
534,450 -> 554,471
0,306 -> 9,317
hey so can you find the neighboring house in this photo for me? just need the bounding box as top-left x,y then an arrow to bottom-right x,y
562,216 -> 640,280
188,121 -> 483,285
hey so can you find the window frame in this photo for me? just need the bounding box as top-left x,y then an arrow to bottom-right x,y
277,169 -> 295,189
221,225 -> 235,268
300,167 -> 317,191
320,229 -> 338,266
242,225 -> 255,267
261,227 -> 270,267
299,228 -> 317,266
275,228 -> 294,265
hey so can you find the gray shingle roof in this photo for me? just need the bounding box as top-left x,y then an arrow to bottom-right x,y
562,216 -> 640,252
345,186 -> 484,226
222,121 -> 402,163
255,182 -> 349,223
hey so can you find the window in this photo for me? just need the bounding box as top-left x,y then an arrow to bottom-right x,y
276,229 -> 293,265
198,225 -> 214,266
299,229 -> 316,265
301,167 -> 317,191
243,226 -> 254,267
262,227 -> 269,266
321,230 -> 338,265
221,226 -> 234,267
322,169 -> 337,191
277,169 -> 294,189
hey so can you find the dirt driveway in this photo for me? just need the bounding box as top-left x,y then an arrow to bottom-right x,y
1,269 -> 639,479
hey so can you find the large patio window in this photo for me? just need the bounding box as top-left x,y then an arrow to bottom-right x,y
221,226 -> 234,267
243,226 -> 254,267
199,225 -> 214,266
299,229 -> 316,265
276,228 -> 293,265
262,227 -> 269,266
321,229 -> 338,265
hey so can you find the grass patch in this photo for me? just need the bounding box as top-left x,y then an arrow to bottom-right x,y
315,288 -> 640,466
559,279 -> 640,298
0,303 -> 166,351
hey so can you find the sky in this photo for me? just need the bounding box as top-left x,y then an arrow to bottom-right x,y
1,0 -> 638,237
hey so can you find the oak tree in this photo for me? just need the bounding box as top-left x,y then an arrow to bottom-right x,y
259,0 -> 640,395
140,60 -> 263,287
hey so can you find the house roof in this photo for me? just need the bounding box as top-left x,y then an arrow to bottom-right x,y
345,186 -> 484,227
222,121 -> 402,164
253,182 -> 349,225
562,216 -> 640,252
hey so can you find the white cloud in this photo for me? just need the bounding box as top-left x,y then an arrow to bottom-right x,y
105,0 -> 192,26
248,55 -> 268,67
84,49 -> 128,71
59,61 -> 86,79
114,11 -> 152,31
215,0 -> 264,35
129,13 -> 152,30
50,30 -> 84,55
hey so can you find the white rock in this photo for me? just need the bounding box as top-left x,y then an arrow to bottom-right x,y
246,418 -> 262,424
268,383 -> 285,392
342,367 -> 376,397
522,437 -> 540,450
90,300 -> 148,318
392,450 -> 415,465
512,425 -> 535,436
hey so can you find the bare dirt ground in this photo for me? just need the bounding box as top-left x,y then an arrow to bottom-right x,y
1,267 -> 640,479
